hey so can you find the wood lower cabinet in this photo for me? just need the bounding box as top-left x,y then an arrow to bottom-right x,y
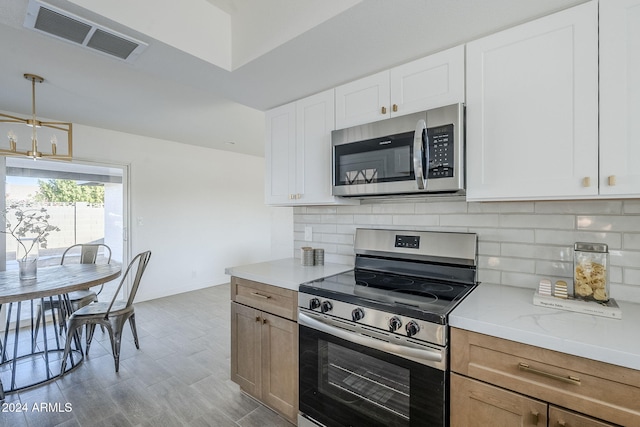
450,328 -> 638,426
451,373 -> 547,427
230,277 -> 298,424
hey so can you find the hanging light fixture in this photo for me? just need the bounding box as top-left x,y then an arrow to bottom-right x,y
0,73 -> 72,160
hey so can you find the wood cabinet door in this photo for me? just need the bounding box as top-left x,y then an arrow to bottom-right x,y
261,312 -> 298,424
390,45 -> 464,117
450,373 -> 547,427
466,1 -> 598,201
230,302 -> 261,397
599,0 -> 640,197
265,102 -> 296,204
335,70 -> 390,129
549,406 -> 618,427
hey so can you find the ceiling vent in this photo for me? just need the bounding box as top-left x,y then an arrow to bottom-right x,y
24,0 -> 147,62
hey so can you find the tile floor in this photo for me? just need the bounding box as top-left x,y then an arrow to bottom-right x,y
0,284 -> 295,427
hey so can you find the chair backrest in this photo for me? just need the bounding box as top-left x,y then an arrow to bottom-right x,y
106,250 -> 152,316
61,244 -> 112,265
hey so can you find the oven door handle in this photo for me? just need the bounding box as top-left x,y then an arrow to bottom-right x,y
299,311 -> 445,369
413,119 -> 428,190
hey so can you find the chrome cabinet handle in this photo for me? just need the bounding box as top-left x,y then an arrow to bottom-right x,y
518,362 -> 581,385
250,292 -> 271,299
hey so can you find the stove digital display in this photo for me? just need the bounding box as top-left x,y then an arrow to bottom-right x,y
395,235 -> 420,249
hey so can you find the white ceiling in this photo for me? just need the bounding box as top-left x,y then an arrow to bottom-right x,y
0,0 -> 587,158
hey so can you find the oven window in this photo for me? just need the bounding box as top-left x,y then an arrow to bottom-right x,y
334,131 -> 414,186
321,341 -> 410,423
300,323 -> 447,427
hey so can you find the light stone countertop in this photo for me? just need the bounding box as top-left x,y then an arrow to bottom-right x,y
450,283 -> 640,371
224,258 -> 353,291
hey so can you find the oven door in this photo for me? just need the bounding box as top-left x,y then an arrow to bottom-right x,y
299,311 -> 447,427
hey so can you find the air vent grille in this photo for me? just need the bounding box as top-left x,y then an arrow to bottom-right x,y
87,29 -> 139,60
24,0 -> 147,63
34,7 -> 91,44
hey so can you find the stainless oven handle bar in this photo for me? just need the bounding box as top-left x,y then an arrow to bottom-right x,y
299,311 -> 446,370
413,119 -> 428,190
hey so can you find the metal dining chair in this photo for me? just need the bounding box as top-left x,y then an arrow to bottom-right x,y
33,243 -> 112,343
61,250 -> 151,373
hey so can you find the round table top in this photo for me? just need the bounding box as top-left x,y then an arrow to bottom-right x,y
0,263 -> 122,304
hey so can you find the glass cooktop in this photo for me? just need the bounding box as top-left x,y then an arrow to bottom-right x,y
299,269 -> 477,324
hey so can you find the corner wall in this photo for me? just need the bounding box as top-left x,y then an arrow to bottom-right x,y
73,123 -> 291,302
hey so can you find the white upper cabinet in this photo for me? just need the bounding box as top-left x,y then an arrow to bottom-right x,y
466,2 -> 598,201
335,70 -> 390,129
335,45 -> 464,129
599,0 -> 640,196
265,102 -> 297,205
265,90 -> 358,206
389,45 -> 465,117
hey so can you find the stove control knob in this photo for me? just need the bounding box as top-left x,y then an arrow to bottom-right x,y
309,298 -> 321,310
320,300 -> 333,314
405,321 -> 420,337
351,308 -> 365,322
388,316 -> 402,332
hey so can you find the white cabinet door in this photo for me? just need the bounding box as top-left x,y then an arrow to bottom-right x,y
390,45 -> 464,117
265,103 -> 296,204
466,1 -> 598,201
296,90 -> 338,204
599,0 -> 640,197
335,70 -> 390,129
265,91 -> 359,206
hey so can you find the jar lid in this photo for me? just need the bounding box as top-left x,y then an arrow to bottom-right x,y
574,242 -> 608,253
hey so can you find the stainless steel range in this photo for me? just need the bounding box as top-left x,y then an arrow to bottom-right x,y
298,228 -> 478,427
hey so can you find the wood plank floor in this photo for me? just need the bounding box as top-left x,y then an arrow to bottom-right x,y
0,284 -> 295,427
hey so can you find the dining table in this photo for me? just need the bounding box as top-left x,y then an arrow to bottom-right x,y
0,263 -> 121,398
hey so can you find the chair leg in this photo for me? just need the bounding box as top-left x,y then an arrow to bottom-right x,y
109,324 -> 122,373
32,304 -> 43,349
60,319 -> 83,376
129,314 -> 140,350
86,324 -> 97,355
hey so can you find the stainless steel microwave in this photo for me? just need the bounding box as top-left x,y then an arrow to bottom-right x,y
332,103 -> 464,197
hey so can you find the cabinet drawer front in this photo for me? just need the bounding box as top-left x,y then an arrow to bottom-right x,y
451,328 -> 640,426
231,277 -> 297,320
450,373 -> 546,427
550,406 -> 618,427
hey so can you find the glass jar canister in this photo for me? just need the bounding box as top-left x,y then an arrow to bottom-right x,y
573,242 -> 609,302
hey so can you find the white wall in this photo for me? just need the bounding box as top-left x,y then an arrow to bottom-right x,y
72,123 -> 292,302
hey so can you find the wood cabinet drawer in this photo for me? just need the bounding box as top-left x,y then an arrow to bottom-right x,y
550,406 -> 618,427
231,276 -> 297,321
451,328 -> 640,426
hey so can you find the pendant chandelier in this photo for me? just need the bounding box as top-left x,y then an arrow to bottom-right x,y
0,73 -> 72,160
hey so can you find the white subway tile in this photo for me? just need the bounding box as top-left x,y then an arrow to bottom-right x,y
624,233 -> 640,250
440,214 -> 499,227
415,201 -> 468,214
500,214 -> 574,229
535,200 -> 622,214
392,215 -> 439,226
577,215 -> 640,232
535,230 -> 622,248
372,203 -> 415,214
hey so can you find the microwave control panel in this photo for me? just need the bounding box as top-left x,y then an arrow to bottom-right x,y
427,124 -> 454,179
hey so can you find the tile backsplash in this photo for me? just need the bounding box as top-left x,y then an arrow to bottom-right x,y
294,197 -> 640,304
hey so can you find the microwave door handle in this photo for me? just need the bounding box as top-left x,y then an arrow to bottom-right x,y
413,119 -> 428,190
